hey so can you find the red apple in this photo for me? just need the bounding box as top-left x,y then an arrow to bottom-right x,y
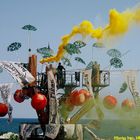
31,93 -> 47,111
14,89 -> 25,103
0,103 -> 8,117
122,99 -> 135,112
103,95 -> 117,109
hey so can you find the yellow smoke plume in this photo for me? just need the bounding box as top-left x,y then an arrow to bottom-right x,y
40,5 -> 140,63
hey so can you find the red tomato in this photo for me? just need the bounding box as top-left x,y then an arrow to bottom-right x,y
31,93 -> 47,111
103,95 -> 117,109
0,103 -> 8,117
79,89 -> 91,100
70,89 -> 86,106
69,90 -> 78,105
122,99 -> 135,112
14,89 -> 25,103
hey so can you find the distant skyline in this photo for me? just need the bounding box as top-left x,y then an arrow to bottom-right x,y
0,0 -> 140,118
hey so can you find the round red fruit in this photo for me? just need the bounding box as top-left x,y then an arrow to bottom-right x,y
0,103 -> 8,117
103,95 -> 117,109
122,99 -> 134,112
14,89 -> 24,103
31,93 -> 47,111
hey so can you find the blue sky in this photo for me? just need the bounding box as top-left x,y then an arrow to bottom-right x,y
0,0 -> 140,118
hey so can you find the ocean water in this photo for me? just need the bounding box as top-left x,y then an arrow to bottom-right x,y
0,118 -> 38,133
0,118 -> 140,139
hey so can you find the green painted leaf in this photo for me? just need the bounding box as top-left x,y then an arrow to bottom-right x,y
73,40 -> 86,48
0,67 -> 3,73
107,49 -> 122,58
110,57 -> 123,68
75,57 -> 86,65
7,42 -> 21,52
65,43 -> 81,55
86,61 -> 94,70
61,57 -> 72,67
22,25 -> 37,31
119,82 -> 128,93
37,46 -> 54,55
93,42 -> 104,48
